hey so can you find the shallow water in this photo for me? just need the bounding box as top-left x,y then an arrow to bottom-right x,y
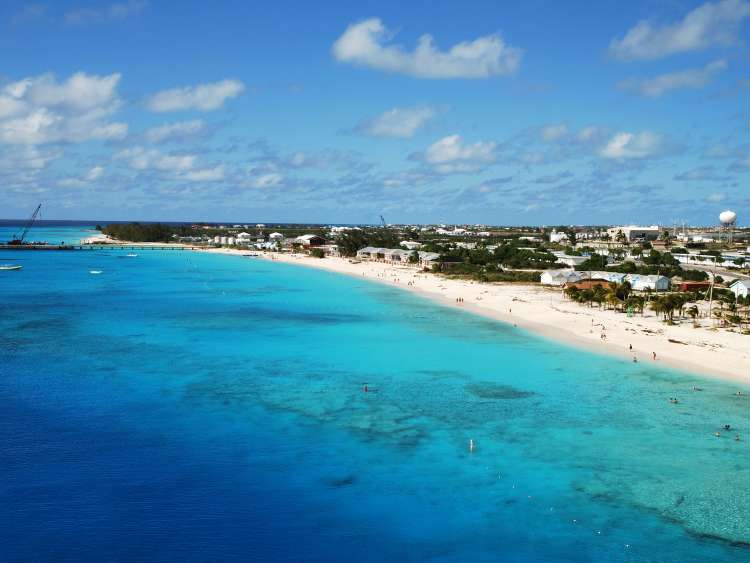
2,244 -> 750,562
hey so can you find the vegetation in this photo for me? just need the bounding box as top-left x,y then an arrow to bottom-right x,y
310,248 -> 325,258
101,223 -> 190,242
575,250 -> 708,281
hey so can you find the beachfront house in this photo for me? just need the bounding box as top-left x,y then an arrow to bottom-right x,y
729,279 -> 749,298
540,269 -> 582,286
269,232 -> 284,240
623,274 -> 670,291
295,234 -> 326,247
356,246 -> 440,268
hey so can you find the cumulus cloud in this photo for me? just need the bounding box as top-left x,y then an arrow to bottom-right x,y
618,59 -> 727,97
599,131 -> 669,159
146,79 -> 245,112
145,119 -> 206,143
64,0 -> 148,26
0,72 -> 127,145
250,173 -> 283,188
609,0 -> 750,61
332,18 -> 521,78
354,106 -> 437,138
539,123 -> 568,141
416,134 -> 498,173
58,166 -> 106,187
181,165 -> 224,182
115,146 -> 223,182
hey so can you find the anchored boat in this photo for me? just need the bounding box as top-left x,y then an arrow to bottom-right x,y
0,264 -> 22,271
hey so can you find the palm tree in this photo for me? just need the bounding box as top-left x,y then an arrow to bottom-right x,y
687,305 -> 699,327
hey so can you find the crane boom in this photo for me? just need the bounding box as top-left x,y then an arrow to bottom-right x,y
9,204 -> 42,245
380,215 -> 386,227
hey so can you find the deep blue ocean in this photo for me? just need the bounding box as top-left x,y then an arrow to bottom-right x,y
2,228 -> 750,562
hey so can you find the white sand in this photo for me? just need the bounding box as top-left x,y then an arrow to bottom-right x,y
232,250 -> 748,385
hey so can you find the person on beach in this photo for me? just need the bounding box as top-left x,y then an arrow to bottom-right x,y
652,352 -> 657,361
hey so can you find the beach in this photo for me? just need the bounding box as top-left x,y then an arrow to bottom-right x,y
204,248 -> 749,384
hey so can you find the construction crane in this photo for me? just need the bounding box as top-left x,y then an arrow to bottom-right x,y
380,215 -> 386,228
9,204 -> 42,245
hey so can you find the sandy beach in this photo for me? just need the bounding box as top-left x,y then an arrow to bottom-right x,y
202,249 -> 749,384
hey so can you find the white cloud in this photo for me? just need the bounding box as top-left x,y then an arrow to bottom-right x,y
609,0 -> 750,61
332,18 -> 521,78
706,192 -> 727,202
599,131 -> 668,159
421,134 -> 498,172
114,146 -> 225,182
180,165 -> 224,182
618,59 -> 727,97
540,123 -> 568,141
355,106 -> 437,138
0,72 -> 127,146
146,79 -> 245,112
86,166 -> 105,181
64,0 -> 147,26
252,173 -> 283,188
145,119 -> 206,143
58,166 -> 106,188
116,147 -> 195,172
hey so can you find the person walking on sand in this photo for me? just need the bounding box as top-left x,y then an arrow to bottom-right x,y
652,352 -> 657,361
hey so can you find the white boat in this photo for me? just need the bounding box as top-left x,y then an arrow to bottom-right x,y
89,270 -> 103,275
0,264 -> 22,271
126,253 -> 138,257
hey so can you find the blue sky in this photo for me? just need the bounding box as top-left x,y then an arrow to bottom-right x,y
1,0 -> 749,225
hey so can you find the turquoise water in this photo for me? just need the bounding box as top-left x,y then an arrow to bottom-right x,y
2,240 -> 750,561
0,222 -> 97,245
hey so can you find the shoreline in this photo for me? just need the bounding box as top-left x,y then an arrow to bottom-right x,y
111,243 -> 750,385
234,249 -> 748,385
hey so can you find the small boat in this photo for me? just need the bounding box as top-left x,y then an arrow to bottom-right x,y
89,270 -> 103,275
126,253 -> 138,258
0,264 -> 22,271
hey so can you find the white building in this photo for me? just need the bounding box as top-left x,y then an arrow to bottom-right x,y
540,269 -> 582,286
623,274 -> 670,291
268,232 -> 284,240
606,225 -> 660,242
551,251 -> 587,267
549,230 -> 569,244
356,246 -> 440,268
400,240 -> 423,250
729,280 -> 749,298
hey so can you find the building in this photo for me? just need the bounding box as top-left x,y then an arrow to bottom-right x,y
356,246 -> 440,268
294,234 -> 326,247
551,251 -> 587,267
400,240 -> 423,250
677,281 -> 711,292
564,278 -> 614,291
268,232 -> 284,240
623,274 -> 670,291
549,230 -> 569,244
729,279 -> 749,298
606,225 -> 660,242
540,269 -> 582,286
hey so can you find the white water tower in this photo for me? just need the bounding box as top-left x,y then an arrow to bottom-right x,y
719,210 -> 737,244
